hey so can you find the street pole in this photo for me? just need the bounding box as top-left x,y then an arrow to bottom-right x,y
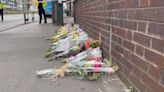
22,0 -> 27,24
52,0 -> 57,23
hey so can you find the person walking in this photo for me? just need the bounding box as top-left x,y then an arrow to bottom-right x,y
0,1 -> 4,22
36,0 -> 47,24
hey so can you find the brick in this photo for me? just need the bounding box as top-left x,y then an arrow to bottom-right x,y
127,10 -> 136,19
118,19 -> 125,28
101,41 -> 109,50
139,0 -> 150,7
124,20 -> 137,30
106,18 -> 118,26
122,59 -> 134,78
135,45 -> 144,57
112,27 -> 117,34
102,46 -> 109,58
131,54 -> 149,72
150,0 -> 164,6
125,30 -> 133,41
124,49 -> 132,61
121,57 -> 133,69
142,73 -> 164,92
119,1 -> 129,9
105,18 -> 112,24
101,11 -> 109,17
111,49 -> 121,62
148,23 -> 164,38
123,40 -> 135,52
133,32 -> 151,47
98,23 -> 108,30
108,0 -> 121,3
98,0 -> 107,5
135,9 -> 156,21
107,25 -> 112,31
108,2 -> 120,9
133,66 -> 142,79
152,38 -> 164,53
101,35 -> 110,45
121,0 -> 139,8
113,57 -> 124,71
117,28 -> 126,38
118,72 -> 132,87
124,66 -> 133,78
108,11 -> 115,18
114,10 -> 118,18
111,49 -> 117,58
161,71 -> 164,85
112,34 -> 118,42
117,10 -> 128,19
112,42 -> 124,54
137,21 -> 146,33
154,8 -> 164,22
148,64 -> 161,81
117,36 -> 123,46
130,75 -> 146,92
145,49 -> 164,69
101,29 -> 111,37
145,88 -> 153,92
88,30 -> 99,39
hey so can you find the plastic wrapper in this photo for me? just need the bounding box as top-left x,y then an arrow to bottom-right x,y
46,30 -> 88,58
36,62 -> 118,80
40,23 -> 119,81
36,69 -> 56,78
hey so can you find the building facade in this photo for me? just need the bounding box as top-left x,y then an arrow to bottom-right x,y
74,0 -> 164,92
65,0 -> 74,16
1,0 -> 17,8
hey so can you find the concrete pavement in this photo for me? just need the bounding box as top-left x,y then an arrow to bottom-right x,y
3,14 -> 24,21
0,14 -> 38,32
0,19 -> 126,92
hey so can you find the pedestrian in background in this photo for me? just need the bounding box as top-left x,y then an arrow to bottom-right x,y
36,0 -> 47,24
30,5 -> 35,22
0,1 -> 4,22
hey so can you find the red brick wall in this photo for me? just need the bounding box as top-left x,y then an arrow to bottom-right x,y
74,0 -> 164,92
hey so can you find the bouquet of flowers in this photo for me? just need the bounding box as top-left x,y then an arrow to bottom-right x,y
37,47 -> 119,81
37,24 -> 119,81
